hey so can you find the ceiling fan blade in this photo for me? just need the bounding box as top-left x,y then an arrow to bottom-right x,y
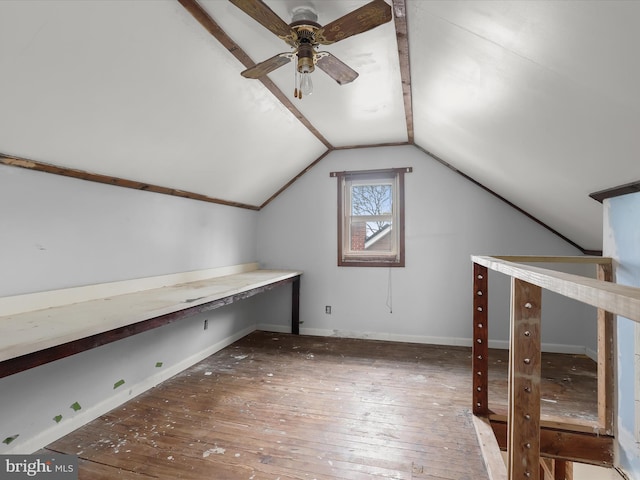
241,53 -> 292,79
316,0 -> 392,45
316,52 -> 359,85
229,0 -> 292,39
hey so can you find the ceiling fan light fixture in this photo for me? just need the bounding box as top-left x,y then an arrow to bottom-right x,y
295,42 -> 315,98
300,72 -> 313,96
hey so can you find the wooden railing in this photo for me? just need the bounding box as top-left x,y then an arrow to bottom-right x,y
471,255 -> 640,480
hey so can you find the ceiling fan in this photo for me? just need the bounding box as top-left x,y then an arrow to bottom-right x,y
229,0 -> 393,98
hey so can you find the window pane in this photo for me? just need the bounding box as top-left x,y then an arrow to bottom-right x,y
365,222 -> 393,252
349,221 -> 367,251
349,220 -> 394,252
351,184 -> 392,216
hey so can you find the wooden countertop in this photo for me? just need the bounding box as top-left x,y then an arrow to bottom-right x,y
0,269 -> 302,364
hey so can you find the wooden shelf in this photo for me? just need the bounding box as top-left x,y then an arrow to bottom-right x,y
0,269 -> 301,378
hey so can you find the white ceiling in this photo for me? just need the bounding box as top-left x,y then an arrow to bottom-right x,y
1,0 -> 639,251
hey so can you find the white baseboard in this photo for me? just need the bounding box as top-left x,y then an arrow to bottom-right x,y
256,323 -> 292,334
585,347 -> 598,361
489,339 -> 590,356
258,325 -> 591,356
9,325 -> 257,454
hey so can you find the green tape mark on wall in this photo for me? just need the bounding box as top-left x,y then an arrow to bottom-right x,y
155,362 -> 163,368
53,415 -> 63,423
113,379 -> 125,389
3,434 -> 19,445
70,402 -> 82,412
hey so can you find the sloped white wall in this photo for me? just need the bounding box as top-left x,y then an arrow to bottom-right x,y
256,145 -> 596,352
0,165 -> 258,297
0,165 -> 260,453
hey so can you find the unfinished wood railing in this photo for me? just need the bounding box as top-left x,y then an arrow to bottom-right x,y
471,255 -> 640,480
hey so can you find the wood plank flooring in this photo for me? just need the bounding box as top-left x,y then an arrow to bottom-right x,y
43,331 -> 597,479
488,348 -> 598,422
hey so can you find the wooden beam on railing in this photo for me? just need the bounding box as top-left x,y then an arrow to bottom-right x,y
471,255 -> 640,322
472,415 -> 508,480
473,263 -> 489,415
597,262 -> 615,434
489,419 -> 614,466
493,256 -> 610,265
508,278 -> 542,480
487,409 -> 601,435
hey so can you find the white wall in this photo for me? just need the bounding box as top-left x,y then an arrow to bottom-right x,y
604,192 -> 640,479
256,145 -> 596,352
0,165 -> 258,297
0,165 -> 261,453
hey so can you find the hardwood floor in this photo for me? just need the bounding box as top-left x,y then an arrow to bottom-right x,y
43,331 -> 597,479
488,348 -> 598,422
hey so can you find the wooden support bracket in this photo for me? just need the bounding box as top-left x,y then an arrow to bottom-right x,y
597,263 -> 615,434
508,278 -> 542,480
489,419 -> 613,467
473,263 -> 489,415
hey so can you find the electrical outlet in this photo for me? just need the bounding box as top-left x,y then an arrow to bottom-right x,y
203,319 -> 208,330
325,306 -> 331,314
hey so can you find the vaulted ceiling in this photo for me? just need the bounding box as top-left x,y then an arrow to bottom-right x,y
1,1 -> 639,252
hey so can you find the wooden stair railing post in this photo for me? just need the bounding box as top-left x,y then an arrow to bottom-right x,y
553,459 -> 572,480
473,263 -> 489,415
540,458 -> 573,480
508,278 -> 542,480
596,262 -> 615,434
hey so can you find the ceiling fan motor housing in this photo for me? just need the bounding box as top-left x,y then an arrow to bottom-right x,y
297,42 -> 315,74
291,6 -> 318,25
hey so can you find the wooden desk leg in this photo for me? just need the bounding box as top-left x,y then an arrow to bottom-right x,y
292,276 -> 300,335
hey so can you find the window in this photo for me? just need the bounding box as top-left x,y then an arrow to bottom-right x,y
331,167 -> 411,267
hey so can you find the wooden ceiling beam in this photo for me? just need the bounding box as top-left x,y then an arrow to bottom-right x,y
392,0 -> 414,143
177,0 -> 333,150
0,153 -> 259,211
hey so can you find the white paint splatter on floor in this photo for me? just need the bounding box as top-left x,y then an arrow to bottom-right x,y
203,446 -> 226,457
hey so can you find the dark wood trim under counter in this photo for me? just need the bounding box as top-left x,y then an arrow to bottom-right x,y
0,269 -> 302,379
